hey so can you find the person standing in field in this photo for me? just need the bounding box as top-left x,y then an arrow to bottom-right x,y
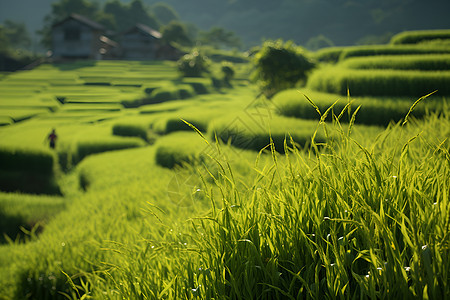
47,129 -> 57,149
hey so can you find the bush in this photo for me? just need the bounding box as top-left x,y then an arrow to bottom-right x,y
177,49 -> 210,77
221,62 -> 235,87
251,40 -> 315,98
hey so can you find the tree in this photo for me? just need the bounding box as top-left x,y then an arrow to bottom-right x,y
152,2 -> 180,25
39,0 -> 100,48
199,27 -> 241,49
161,21 -> 192,46
0,26 -> 10,54
104,0 -> 159,32
129,0 -> 159,29
305,34 -> 334,51
251,40 -> 315,98
3,20 -> 32,50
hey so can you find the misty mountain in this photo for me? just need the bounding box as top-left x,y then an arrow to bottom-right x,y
1,0 -> 449,50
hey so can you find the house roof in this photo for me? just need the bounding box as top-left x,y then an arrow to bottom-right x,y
99,35 -> 119,48
52,13 -> 106,31
123,24 -> 162,39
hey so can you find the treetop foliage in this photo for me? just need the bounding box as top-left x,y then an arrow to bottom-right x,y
251,40 -> 315,98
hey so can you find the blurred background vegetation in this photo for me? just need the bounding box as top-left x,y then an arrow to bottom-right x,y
1,0 -> 449,59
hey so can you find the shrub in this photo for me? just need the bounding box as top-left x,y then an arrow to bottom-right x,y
221,62 -> 235,87
251,40 -> 315,98
177,49 -> 210,77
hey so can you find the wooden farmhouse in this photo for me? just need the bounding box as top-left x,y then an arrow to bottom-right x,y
51,15 -> 181,61
120,24 -> 162,60
52,14 -> 119,60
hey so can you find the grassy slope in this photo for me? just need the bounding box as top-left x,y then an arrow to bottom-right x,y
0,55 -> 449,298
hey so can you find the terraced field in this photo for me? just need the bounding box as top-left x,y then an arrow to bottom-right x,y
0,31 -> 449,298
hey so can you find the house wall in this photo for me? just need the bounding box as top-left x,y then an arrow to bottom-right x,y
121,31 -> 158,60
52,19 -> 101,59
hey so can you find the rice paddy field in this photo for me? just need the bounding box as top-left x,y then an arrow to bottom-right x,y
0,31 -> 449,299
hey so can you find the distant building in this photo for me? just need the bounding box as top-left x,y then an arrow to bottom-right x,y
51,14 -> 119,60
51,15 -> 181,61
120,24 -> 162,60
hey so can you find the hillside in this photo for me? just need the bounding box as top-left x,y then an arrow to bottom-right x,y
0,31 -> 449,298
1,0 -> 450,50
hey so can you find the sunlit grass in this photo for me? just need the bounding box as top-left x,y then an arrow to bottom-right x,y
0,53 -> 449,299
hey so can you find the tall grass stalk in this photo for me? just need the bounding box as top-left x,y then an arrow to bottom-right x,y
180,108 -> 449,298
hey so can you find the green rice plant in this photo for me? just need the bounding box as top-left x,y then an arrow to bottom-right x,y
0,145 -> 54,174
307,67 -> 450,96
390,29 -> 450,45
338,45 -> 450,61
177,84 -> 196,99
161,107 -> 226,134
73,137 -> 145,164
0,108 -> 50,122
7,145 -> 199,298
209,113 -> 328,152
272,88 -> 444,126
146,86 -> 180,104
0,116 -> 13,126
313,46 -> 347,63
164,117 -> 208,133
59,103 -> 122,112
340,54 -> 450,71
181,109 -> 449,299
155,132 -> 206,168
112,123 -> 150,142
139,100 -> 190,114
0,97 -> 60,112
0,145 -> 60,194
0,192 -> 65,243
